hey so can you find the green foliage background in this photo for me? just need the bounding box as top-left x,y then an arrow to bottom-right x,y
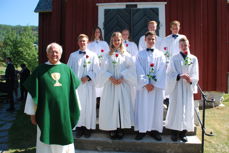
0,24 -> 38,71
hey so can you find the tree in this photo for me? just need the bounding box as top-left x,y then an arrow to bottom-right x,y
0,27 -> 38,71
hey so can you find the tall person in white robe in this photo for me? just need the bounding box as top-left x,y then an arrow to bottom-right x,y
138,21 -> 163,51
161,20 -> 187,105
121,29 -> 138,59
24,43 -> 80,153
165,38 -> 199,142
87,27 -> 109,103
135,31 -> 166,141
121,29 -> 138,109
161,20 -> 187,63
67,34 -> 99,138
98,32 -> 137,140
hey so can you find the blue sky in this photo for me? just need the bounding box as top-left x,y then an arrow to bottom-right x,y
0,0 -> 39,26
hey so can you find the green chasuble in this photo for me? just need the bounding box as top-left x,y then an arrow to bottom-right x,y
24,63 -> 80,145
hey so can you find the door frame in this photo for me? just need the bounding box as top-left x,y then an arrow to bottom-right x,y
97,2 -> 167,38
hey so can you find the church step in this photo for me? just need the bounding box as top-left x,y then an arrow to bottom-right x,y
75,150 -> 137,153
93,126 -> 197,136
74,133 -> 201,153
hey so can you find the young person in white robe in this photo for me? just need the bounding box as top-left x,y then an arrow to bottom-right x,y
165,38 -> 199,142
161,20 -> 187,107
67,34 -> 100,138
161,20 -> 187,63
135,31 -> 166,141
87,27 -> 109,104
138,21 -> 163,51
121,29 -> 138,58
98,32 -> 137,139
121,29 -> 138,108
24,43 -> 81,153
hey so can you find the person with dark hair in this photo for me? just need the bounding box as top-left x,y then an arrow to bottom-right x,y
135,31 -> 166,141
19,64 -> 30,100
87,27 -> 109,104
5,57 -> 16,111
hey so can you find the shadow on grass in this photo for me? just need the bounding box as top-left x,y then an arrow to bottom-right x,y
6,102 -> 36,153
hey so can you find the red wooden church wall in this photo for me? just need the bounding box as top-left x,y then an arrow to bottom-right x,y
37,0 -> 229,92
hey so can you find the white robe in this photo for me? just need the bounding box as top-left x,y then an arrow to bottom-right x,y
135,49 -> 166,133
98,51 -> 137,131
123,40 -> 138,58
87,40 -> 110,55
67,49 -> 99,129
24,61 -> 75,153
123,40 -> 138,108
165,53 -> 199,131
138,35 -> 163,51
161,34 -> 187,62
87,40 -> 109,98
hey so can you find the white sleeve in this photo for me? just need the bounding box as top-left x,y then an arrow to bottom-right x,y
24,93 -> 37,115
136,54 -> 149,89
190,57 -> 199,93
138,36 -> 146,51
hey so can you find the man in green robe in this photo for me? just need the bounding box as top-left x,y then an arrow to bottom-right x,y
24,42 -> 80,153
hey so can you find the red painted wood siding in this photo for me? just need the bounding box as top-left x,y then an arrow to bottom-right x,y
38,0 -> 229,92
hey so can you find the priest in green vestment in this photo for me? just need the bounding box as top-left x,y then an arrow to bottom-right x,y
24,42 -> 80,153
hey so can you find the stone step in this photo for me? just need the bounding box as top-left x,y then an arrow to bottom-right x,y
74,133 -> 201,153
92,126 -> 196,136
75,150 -> 137,153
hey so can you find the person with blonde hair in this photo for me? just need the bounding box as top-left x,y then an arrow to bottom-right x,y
138,20 -> 163,51
24,42 -> 81,153
165,38 -> 199,142
161,20 -> 187,63
67,34 -> 100,138
98,32 -> 137,139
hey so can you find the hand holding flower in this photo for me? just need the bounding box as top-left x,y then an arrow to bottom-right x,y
144,84 -> 154,92
81,76 -> 89,84
180,74 -> 192,83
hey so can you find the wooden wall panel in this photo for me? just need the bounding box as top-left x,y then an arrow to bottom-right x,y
37,0 -> 229,92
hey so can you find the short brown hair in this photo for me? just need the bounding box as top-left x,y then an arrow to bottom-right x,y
179,37 -> 189,44
170,20 -> 180,27
78,34 -> 89,41
148,20 -> 157,26
145,31 -> 156,37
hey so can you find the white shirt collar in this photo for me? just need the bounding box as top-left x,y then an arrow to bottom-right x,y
45,61 -> 61,65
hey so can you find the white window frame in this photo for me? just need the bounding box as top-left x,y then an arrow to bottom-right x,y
96,2 -> 167,37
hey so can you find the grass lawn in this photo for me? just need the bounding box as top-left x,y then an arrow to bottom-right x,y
4,95 -> 229,153
196,95 -> 229,153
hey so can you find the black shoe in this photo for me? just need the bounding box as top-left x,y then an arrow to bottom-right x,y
135,132 -> 146,140
180,136 -> 187,142
171,130 -> 178,142
116,129 -> 124,139
151,131 -> 162,141
75,127 -> 84,138
84,129 -> 91,138
164,98 -> 169,108
179,130 -> 188,142
6,107 -> 15,112
110,130 -> 117,140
